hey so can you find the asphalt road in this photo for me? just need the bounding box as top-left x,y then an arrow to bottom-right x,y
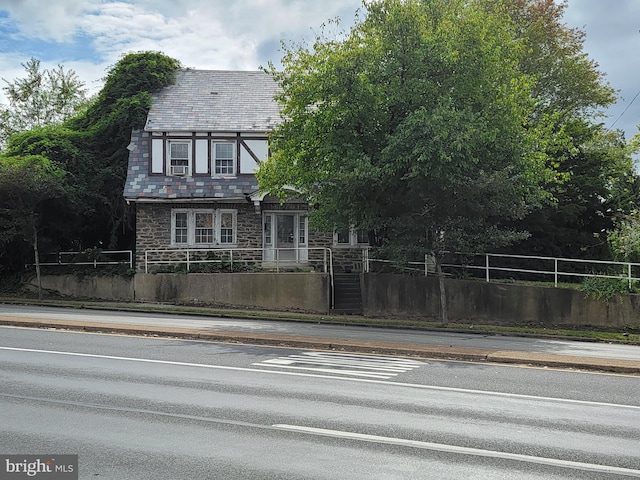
1,326 -> 639,479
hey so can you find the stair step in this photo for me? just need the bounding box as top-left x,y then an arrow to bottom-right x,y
333,273 -> 362,314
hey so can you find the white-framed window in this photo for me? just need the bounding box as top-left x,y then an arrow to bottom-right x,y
335,230 -> 351,245
334,228 -> 369,246
298,216 -> 307,245
194,211 -> 214,244
356,229 -> 368,244
264,214 -> 273,246
168,140 -> 191,176
218,210 -> 236,244
171,209 -> 237,246
174,212 -> 189,244
213,142 -> 235,176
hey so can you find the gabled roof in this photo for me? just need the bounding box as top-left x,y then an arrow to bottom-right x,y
144,69 -> 281,132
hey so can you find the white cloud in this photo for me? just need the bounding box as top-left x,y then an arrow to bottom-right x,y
0,0 -> 91,41
0,0 -> 638,140
0,0 -> 362,104
74,0 -> 359,71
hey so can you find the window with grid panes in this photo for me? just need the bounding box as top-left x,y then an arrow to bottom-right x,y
174,212 -> 188,244
356,229 -> 368,244
220,212 -> 234,244
171,209 -> 236,246
194,212 -> 214,243
299,216 -> 307,245
169,141 -> 189,166
214,142 -> 234,175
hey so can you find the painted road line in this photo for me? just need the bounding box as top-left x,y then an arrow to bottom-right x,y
273,424 -> 640,477
1,346 -> 639,410
253,351 -> 425,379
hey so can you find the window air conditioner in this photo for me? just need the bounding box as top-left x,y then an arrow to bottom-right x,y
171,165 -> 188,176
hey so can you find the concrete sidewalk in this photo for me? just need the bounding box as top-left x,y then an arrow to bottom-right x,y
1,305 -> 639,374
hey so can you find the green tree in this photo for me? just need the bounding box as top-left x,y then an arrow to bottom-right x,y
4,125 -> 93,249
0,52 -> 181,268
481,0 -> 616,121
0,154 -> 66,297
506,123 -> 638,259
482,0 -> 635,259
0,58 -> 88,148
609,214 -> 640,263
607,172 -> 640,263
70,51 -> 182,248
259,0 -> 555,322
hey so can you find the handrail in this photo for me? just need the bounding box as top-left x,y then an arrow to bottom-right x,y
143,247 -> 334,274
364,251 -> 640,288
34,250 -> 133,269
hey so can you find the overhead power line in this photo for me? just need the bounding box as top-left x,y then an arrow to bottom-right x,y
606,89 -> 640,133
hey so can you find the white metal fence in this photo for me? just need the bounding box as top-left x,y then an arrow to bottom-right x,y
36,250 -> 133,269
37,248 -> 639,289
143,247 -> 334,274
363,250 -> 640,287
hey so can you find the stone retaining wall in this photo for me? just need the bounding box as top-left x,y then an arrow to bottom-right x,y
32,273 -> 640,328
35,275 -> 134,301
134,273 -> 331,312
361,274 -> 640,328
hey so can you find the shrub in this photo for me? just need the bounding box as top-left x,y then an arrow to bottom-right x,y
579,276 -> 638,301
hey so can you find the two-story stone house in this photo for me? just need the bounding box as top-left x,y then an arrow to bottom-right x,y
124,69 -> 366,274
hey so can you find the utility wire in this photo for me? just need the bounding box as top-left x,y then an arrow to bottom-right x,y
606,89 -> 640,132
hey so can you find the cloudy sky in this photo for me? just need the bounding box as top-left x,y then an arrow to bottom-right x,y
0,0 -> 639,141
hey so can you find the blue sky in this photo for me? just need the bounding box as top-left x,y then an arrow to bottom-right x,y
0,0 -> 639,142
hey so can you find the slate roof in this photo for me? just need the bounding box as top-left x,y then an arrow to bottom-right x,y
124,69 -> 279,202
124,131 -> 261,202
144,69 -> 281,132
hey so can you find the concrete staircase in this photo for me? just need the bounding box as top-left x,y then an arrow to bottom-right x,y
333,273 -> 363,314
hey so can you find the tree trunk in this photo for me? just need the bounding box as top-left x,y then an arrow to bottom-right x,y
435,257 -> 448,325
33,225 -> 42,300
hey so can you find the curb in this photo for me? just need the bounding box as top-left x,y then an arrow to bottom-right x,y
2,317 -> 639,374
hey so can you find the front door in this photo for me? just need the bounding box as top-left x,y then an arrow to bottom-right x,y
276,214 -> 295,260
263,213 -> 307,263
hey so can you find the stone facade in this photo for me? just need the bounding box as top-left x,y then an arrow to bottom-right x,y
135,202 -> 261,271
134,201 -> 366,273
135,202 -> 362,272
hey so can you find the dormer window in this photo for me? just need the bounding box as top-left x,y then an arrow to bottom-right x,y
214,142 -> 235,176
169,140 -> 190,176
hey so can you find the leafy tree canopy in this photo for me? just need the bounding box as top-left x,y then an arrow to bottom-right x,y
480,0 -> 617,122
609,212 -> 640,263
507,122 -> 638,259
77,51 -> 182,144
0,154 -> 67,264
0,58 -> 87,149
259,0 -> 557,261
0,51 -> 181,270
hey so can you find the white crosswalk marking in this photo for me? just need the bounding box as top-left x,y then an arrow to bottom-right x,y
252,352 -> 425,379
